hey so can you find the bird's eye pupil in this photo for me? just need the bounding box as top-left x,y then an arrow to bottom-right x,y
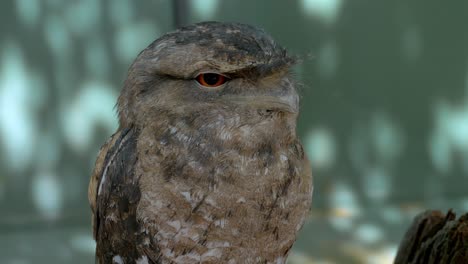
196,73 -> 227,88
203,73 -> 220,85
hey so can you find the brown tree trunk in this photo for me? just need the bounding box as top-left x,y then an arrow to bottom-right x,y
394,210 -> 468,264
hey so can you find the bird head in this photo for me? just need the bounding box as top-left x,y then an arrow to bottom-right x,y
118,22 -> 299,136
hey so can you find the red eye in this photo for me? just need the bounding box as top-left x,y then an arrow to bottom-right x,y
196,73 -> 228,88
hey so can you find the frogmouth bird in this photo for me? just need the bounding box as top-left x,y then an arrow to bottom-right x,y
88,21 -> 313,264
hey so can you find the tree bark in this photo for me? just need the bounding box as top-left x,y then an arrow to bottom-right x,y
394,210 -> 468,264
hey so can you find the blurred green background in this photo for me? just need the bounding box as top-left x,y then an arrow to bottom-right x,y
1,0 -> 468,263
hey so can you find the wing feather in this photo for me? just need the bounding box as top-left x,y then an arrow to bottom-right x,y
88,128 -> 144,263
88,129 -> 123,238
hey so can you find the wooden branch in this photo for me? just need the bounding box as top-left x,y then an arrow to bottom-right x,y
394,210 -> 468,264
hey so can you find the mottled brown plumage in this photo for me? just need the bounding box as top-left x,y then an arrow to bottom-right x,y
89,21 -> 313,264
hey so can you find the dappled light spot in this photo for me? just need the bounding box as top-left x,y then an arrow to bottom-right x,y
444,105 -> 468,150
191,0 -> 219,20
367,245 -> 398,264
69,233 -> 96,254
348,112 -> 404,183
31,171 -> 63,220
429,130 -> 452,174
328,182 -> 361,231
342,243 -> 397,264
304,127 -> 336,170
301,0 -> 343,25
0,43 -> 39,172
361,167 -> 391,202
16,0 -> 41,28
380,206 -> 404,224
430,99 -> 468,174
114,21 -> 159,64
62,81 -> 118,153
64,0 -> 101,36
460,198 -> 468,212
353,223 -> 383,244
370,112 -> 405,164
43,15 -> 72,58
287,251 -> 329,264
328,209 -> 353,232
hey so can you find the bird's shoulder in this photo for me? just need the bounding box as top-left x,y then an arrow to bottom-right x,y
88,127 -> 138,238
88,130 -> 121,216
